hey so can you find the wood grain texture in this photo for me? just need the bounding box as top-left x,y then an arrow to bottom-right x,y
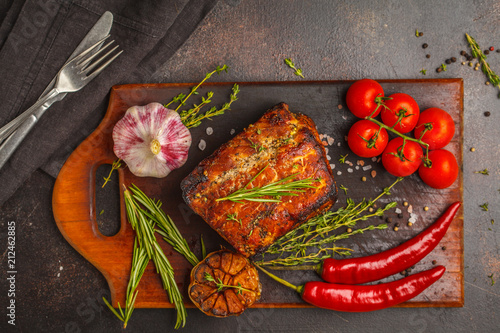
52,79 -> 463,309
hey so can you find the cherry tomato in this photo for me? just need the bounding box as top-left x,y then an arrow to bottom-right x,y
381,93 -> 420,133
418,149 -> 458,189
346,79 -> 385,118
382,137 -> 423,177
347,120 -> 389,158
413,108 -> 455,150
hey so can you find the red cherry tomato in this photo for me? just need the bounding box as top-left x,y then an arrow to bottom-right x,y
413,108 -> 455,150
347,120 -> 389,158
346,79 -> 385,118
418,149 -> 458,189
382,137 -> 423,177
381,93 -> 420,133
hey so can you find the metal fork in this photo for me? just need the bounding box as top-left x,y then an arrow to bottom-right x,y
0,35 -> 123,143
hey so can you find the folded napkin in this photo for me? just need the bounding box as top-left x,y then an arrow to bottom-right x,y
0,0 -> 219,206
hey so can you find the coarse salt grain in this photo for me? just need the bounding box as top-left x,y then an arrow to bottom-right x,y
355,166 -> 359,170
327,137 -> 334,145
362,165 -> 372,171
230,129 -> 235,135
337,142 -> 341,147
198,139 -> 207,151
330,164 -> 335,170
357,160 -> 365,166
408,205 -> 413,214
372,157 -> 377,162
337,171 -> 342,176
347,168 -> 353,173
325,147 -> 329,154
327,155 -> 331,161
395,208 -> 402,214
206,127 -> 213,135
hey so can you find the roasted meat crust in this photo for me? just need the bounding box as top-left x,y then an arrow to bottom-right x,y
181,103 -> 337,257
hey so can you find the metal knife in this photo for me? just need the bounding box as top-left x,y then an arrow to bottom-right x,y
0,11 -> 114,169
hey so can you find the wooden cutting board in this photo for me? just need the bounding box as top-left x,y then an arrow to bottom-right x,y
52,79 -> 463,309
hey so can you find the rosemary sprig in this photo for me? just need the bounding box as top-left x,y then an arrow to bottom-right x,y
200,234 -> 207,259
102,159 -> 122,188
204,272 -> 253,295
103,239 -> 148,328
256,178 -> 402,267
182,83 -> 240,129
129,184 -> 199,267
122,186 -> 187,329
466,33 -> 500,97
284,58 -> 305,78
216,164 -> 317,204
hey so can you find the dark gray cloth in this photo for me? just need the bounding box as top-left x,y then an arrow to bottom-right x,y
0,0 -> 219,206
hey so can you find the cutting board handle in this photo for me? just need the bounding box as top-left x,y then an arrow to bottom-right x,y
52,93 -> 133,302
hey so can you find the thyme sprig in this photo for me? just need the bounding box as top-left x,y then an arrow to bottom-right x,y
216,164 -> 318,204
163,65 -> 240,128
173,65 -> 228,112
255,178 -> 402,267
474,168 -> 489,175
204,272 -> 253,295
226,213 -> 242,225
103,239 -> 148,328
121,186 -> 187,329
102,159 -> 122,188
284,58 -> 305,78
129,184 -> 199,266
182,83 -> 240,129
466,33 -> 500,97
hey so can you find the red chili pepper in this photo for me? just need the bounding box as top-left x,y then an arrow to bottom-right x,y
301,266 -> 445,312
256,265 -> 445,312
317,202 -> 460,284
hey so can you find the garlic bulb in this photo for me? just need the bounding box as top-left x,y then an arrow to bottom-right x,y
112,102 -> 192,178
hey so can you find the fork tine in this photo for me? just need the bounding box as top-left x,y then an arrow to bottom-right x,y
81,44 -> 119,74
83,49 -> 123,81
77,40 -> 114,70
71,35 -> 110,64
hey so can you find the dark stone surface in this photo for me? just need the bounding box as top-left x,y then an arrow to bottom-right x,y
1,0 -> 499,332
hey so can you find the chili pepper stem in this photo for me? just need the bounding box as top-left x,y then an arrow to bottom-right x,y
255,264 -> 299,292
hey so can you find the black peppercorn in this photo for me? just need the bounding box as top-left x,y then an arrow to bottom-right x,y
467,55 -> 473,61
432,260 -> 437,265
451,57 -> 457,62
436,67 -> 442,73
419,32 -> 423,37
386,217 -> 393,223
484,50 -> 490,55
442,246 -> 446,251
445,59 -> 452,64
426,54 -> 431,58
460,50 -> 466,56
397,213 -> 403,219
422,43 -> 428,49
484,111 -> 491,117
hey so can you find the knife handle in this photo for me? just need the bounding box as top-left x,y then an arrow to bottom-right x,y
0,115 -> 38,169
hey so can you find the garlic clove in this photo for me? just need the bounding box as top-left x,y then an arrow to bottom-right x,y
112,102 -> 192,178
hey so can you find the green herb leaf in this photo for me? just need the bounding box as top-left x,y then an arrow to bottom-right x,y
480,202 -> 489,211
339,154 -> 348,164
284,58 -> 305,78
474,168 -> 489,175
420,69 -> 427,75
